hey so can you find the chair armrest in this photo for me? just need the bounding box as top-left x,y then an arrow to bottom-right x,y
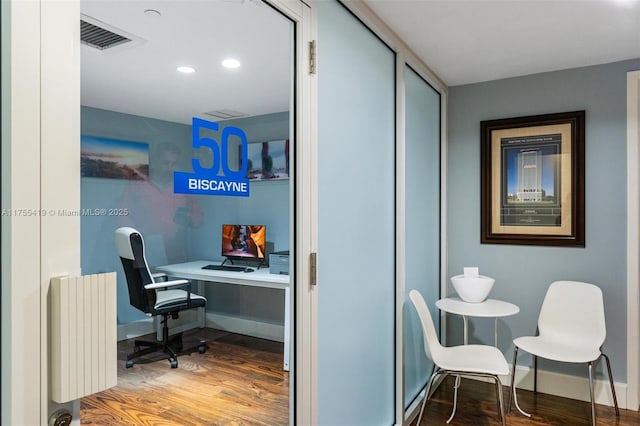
144,279 -> 189,290
151,272 -> 168,282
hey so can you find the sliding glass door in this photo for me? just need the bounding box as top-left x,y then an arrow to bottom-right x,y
403,65 -> 442,410
80,0 -> 296,424
317,1 -> 396,423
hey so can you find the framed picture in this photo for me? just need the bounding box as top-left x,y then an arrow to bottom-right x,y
242,139 -> 290,181
81,135 -> 149,180
480,111 -> 585,247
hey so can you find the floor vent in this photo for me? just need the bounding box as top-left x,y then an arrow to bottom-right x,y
81,18 -> 132,51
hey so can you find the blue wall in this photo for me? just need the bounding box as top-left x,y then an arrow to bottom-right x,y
448,59 -> 640,381
81,107 -> 290,324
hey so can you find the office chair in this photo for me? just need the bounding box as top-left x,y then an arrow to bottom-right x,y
114,227 -> 207,368
409,289 -> 509,426
509,280 -> 619,426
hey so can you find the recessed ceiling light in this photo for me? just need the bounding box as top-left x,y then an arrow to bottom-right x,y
177,66 -> 195,74
222,58 -> 241,69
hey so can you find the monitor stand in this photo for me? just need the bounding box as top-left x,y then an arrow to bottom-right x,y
221,257 -> 265,270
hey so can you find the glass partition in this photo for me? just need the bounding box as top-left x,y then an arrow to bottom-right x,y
403,65 -> 441,409
80,1 -> 294,423
317,1 -> 396,424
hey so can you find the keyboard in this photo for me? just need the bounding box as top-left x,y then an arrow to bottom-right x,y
202,264 -> 250,272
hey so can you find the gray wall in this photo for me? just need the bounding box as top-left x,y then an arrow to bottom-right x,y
81,107 -> 289,324
448,59 -> 640,381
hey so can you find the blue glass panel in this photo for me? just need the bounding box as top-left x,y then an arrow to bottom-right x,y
318,1 -> 395,424
403,66 -> 441,409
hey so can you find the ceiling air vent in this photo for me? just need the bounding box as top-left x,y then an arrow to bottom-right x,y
203,109 -> 248,120
80,18 -> 132,51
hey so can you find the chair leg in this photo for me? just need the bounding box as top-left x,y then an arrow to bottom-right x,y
602,353 -> 620,416
425,364 -> 436,399
160,314 -> 179,367
126,313 -> 205,369
509,346 -> 531,417
446,375 -> 461,424
126,339 -> 163,367
508,346 -> 517,412
494,375 -> 506,426
533,355 -> 538,393
416,369 -> 440,426
494,375 -> 501,415
588,362 -> 596,426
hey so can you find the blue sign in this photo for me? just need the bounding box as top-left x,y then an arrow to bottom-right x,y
174,118 -> 250,197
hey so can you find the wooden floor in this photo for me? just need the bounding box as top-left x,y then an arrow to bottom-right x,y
414,375 -> 640,425
81,328 -> 289,426
81,332 -> 640,425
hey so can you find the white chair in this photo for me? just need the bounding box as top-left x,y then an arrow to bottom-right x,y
508,280 -> 619,425
409,289 -> 509,426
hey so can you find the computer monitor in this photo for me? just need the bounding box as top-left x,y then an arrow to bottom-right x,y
221,224 -> 266,262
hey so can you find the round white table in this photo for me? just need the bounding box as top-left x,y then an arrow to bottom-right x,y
436,297 -> 520,346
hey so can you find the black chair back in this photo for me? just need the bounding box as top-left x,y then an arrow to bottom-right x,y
114,227 -> 157,313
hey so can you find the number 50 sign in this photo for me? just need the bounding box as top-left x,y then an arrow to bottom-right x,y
174,118 -> 250,197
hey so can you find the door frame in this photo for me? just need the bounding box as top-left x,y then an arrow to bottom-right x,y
2,1 -> 81,424
627,69 -> 640,411
1,0 -> 315,424
2,1 -> 48,424
268,0 -> 317,424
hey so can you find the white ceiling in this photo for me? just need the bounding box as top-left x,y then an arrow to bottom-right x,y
81,0 -> 640,125
81,0 -> 292,125
363,0 -> 640,86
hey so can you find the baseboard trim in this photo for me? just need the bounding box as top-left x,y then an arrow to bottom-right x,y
468,366 -> 627,409
403,365 -> 630,422
205,312 -> 284,342
404,388 -> 426,425
117,314 -> 284,343
117,318 -> 154,341
511,365 -> 628,410
404,375 -> 446,423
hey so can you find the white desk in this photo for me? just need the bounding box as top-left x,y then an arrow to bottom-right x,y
436,297 -> 519,346
156,260 -> 290,371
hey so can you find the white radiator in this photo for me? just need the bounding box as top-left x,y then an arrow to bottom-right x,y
51,273 -> 117,403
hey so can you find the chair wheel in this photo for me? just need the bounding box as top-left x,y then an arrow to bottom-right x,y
170,359 -> 178,368
126,360 -> 134,368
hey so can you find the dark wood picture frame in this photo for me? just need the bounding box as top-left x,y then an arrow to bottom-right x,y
480,111 -> 585,247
